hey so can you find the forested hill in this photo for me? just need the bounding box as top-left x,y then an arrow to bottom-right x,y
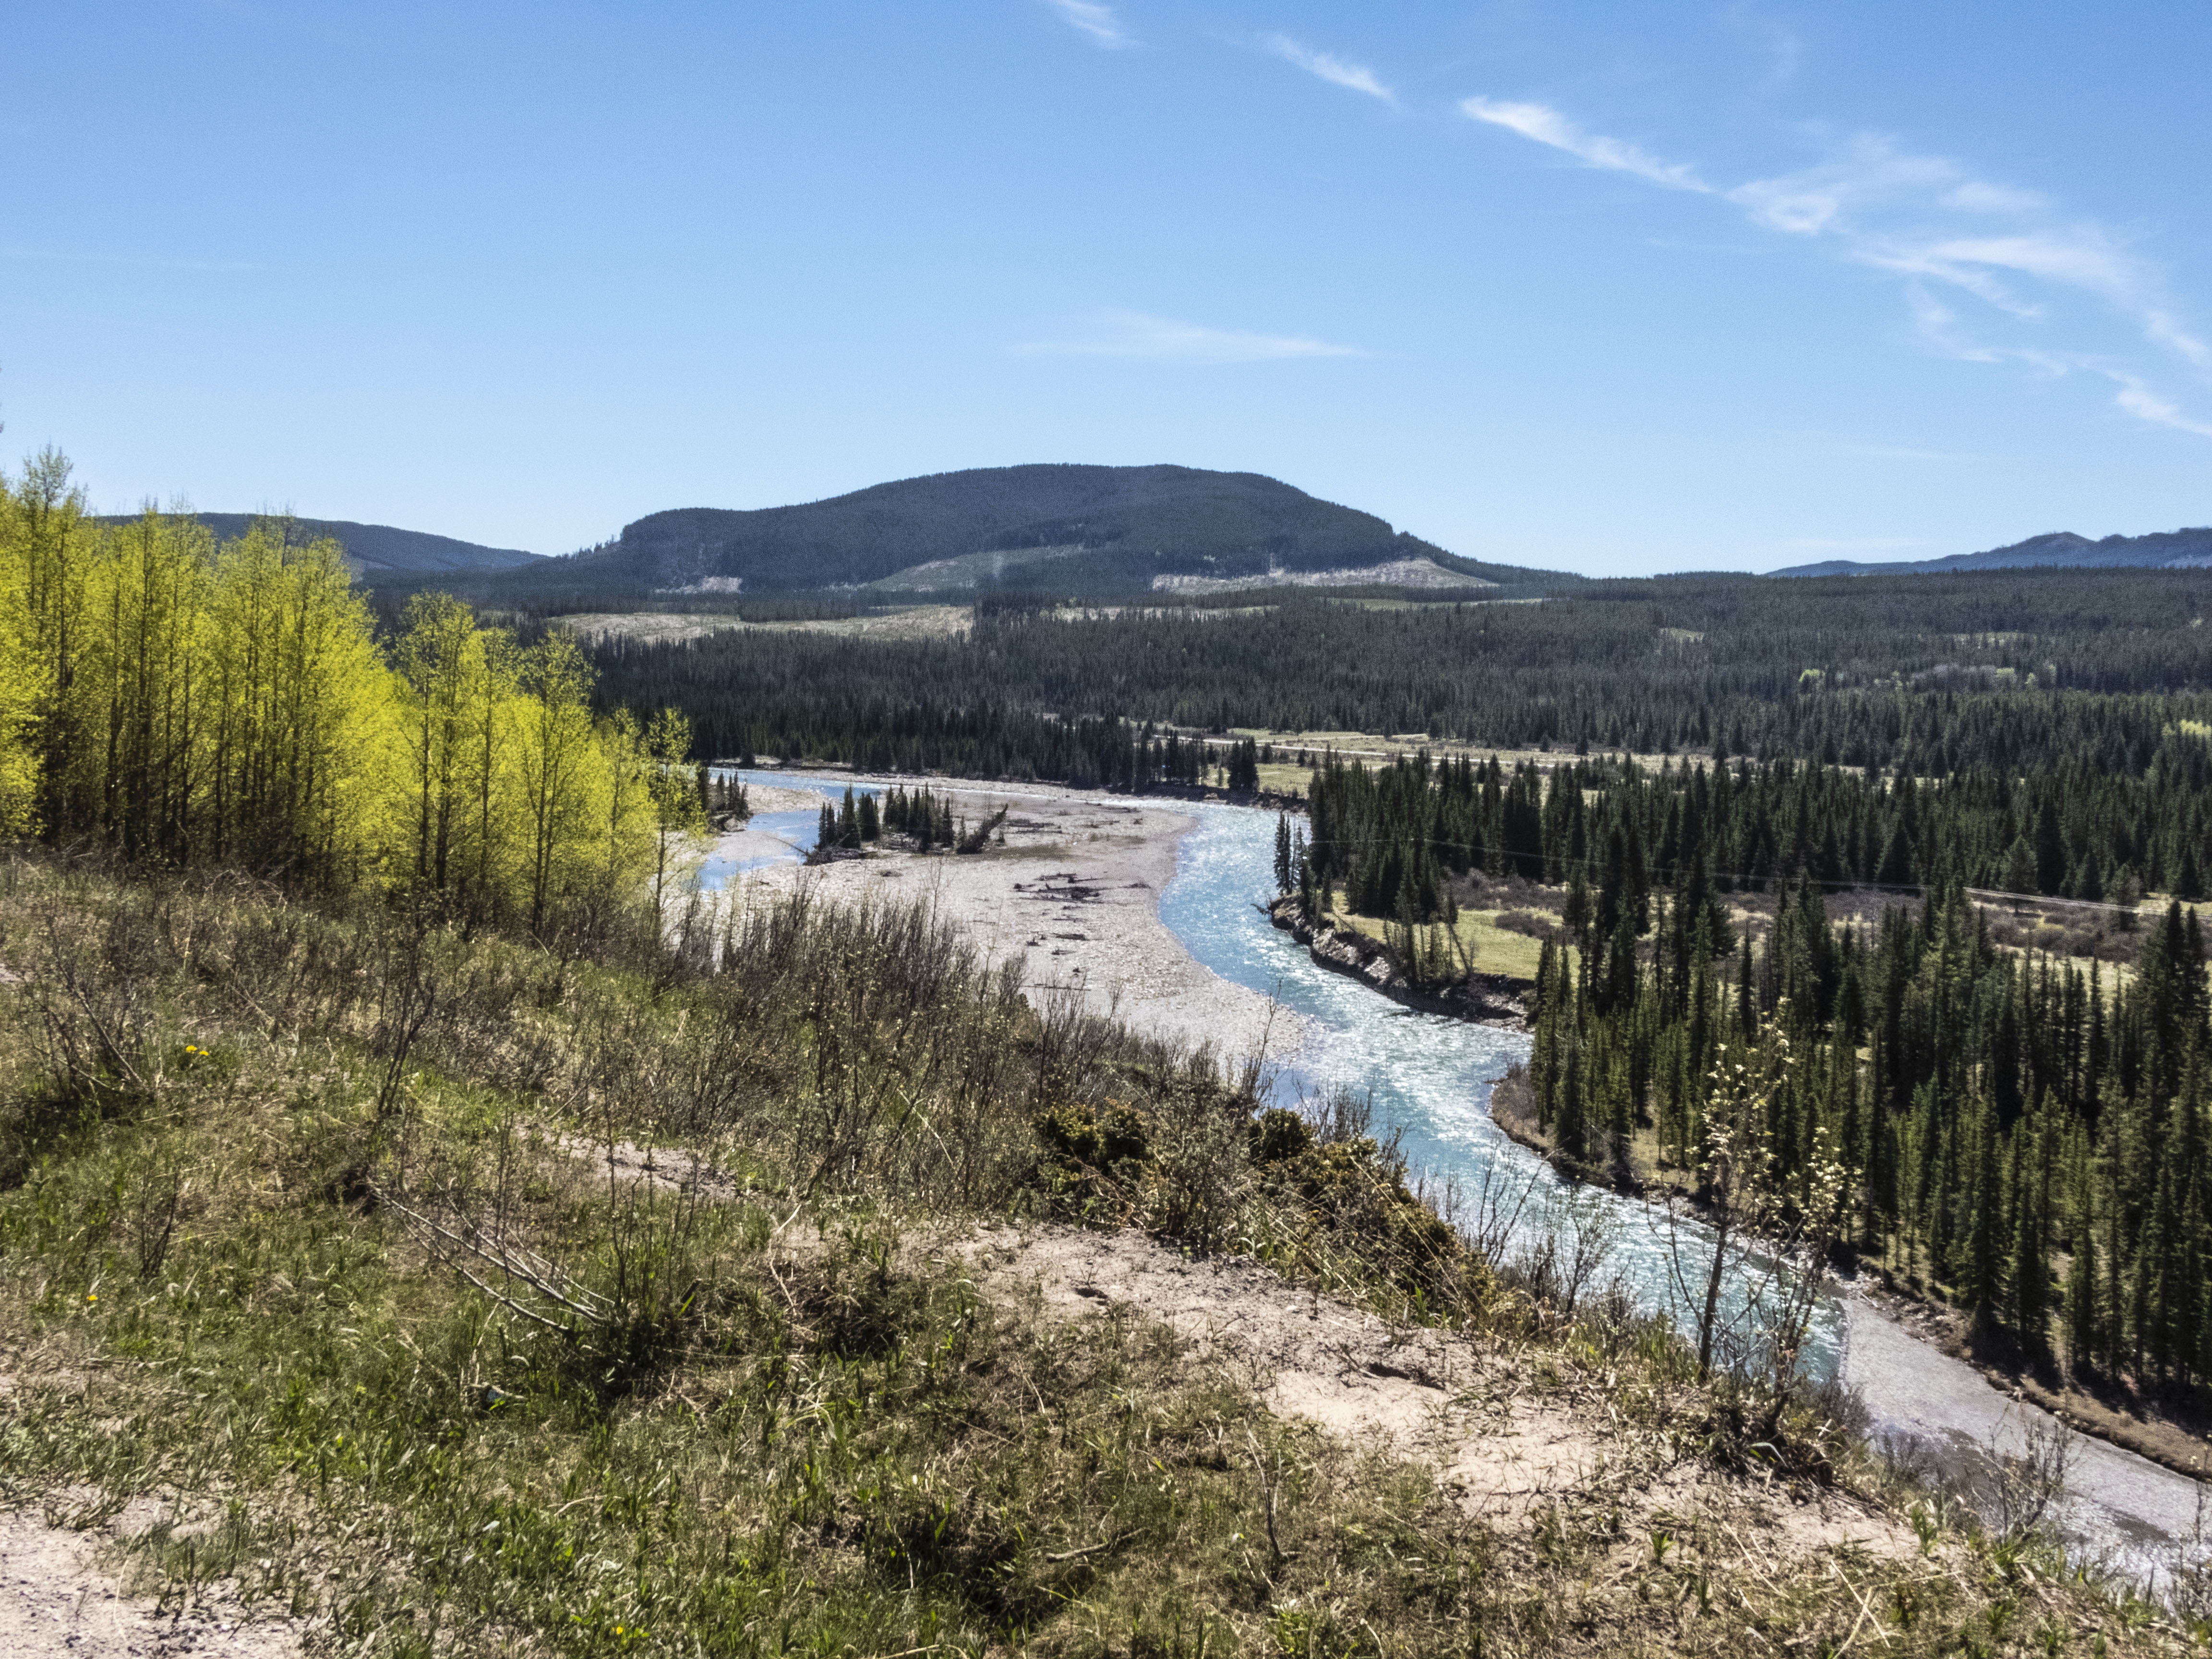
1773,525 -> 2212,578
549,463 -> 1565,596
91,512 -> 544,575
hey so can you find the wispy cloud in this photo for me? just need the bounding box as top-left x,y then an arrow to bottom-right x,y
2102,371 -> 2212,439
1020,311 -> 1361,363
1464,99 -> 2212,438
1460,97 -> 1709,192
1043,0 -> 1130,48
1266,36 -> 1393,103
2144,308 -> 2212,373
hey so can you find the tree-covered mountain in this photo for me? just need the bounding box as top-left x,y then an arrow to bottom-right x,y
93,512 -> 543,575
1773,526 -> 2212,578
545,463 -> 1570,597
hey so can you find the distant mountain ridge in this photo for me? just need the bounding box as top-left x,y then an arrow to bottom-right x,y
93,513 -> 543,576
1772,526 -> 2212,578
556,463 -> 1564,597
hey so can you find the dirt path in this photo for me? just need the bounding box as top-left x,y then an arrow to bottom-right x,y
0,1501 -> 298,1658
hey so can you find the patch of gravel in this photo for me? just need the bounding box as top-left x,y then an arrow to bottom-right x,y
1841,1292 -> 2203,1578
734,783 -> 832,816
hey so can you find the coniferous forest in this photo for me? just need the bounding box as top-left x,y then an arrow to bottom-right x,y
583,573 -> 2212,777
581,552 -> 2212,1412
1296,746 -> 2212,1387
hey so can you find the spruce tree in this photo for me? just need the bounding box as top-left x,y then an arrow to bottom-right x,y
1967,1100 -> 2002,1338
2066,1217 -> 2100,1377
2033,796 -> 2067,896
2007,1111 -> 2052,1363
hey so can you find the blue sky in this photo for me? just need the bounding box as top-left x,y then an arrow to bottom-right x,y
4,1 -> 2208,575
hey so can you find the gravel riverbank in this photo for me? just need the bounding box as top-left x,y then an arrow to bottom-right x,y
1841,1291 -> 2201,1582
695,779 -> 1309,1065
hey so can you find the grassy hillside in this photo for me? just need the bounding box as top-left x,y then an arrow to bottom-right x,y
0,864 -> 2192,1655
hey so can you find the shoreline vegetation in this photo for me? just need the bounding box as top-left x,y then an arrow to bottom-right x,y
1265,894 -> 1535,1029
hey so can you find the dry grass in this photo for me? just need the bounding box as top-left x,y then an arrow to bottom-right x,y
0,861 -> 2196,1655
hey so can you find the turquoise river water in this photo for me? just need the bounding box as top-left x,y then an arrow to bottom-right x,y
713,771 -> 1847,1379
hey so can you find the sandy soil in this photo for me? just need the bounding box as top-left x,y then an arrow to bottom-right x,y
962,1222 -> 1908,1557
548,1135 -> 1913,1563
704,782 -> 1306,1064
0,1499 -> 298,1657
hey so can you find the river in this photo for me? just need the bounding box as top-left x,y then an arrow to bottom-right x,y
713,771 -> 2201,1586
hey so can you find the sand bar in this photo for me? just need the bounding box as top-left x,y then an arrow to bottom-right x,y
691,778 -> 1306,1064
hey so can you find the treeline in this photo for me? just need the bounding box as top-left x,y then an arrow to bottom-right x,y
0,453 -> 697,934
1532,878 -> 2211,1386
586,577 -> 2212,778
1299,743 -> 2212,1382
1301,745 -> 2212,929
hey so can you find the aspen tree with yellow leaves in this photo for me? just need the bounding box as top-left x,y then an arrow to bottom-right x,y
0,452 -> 700,934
